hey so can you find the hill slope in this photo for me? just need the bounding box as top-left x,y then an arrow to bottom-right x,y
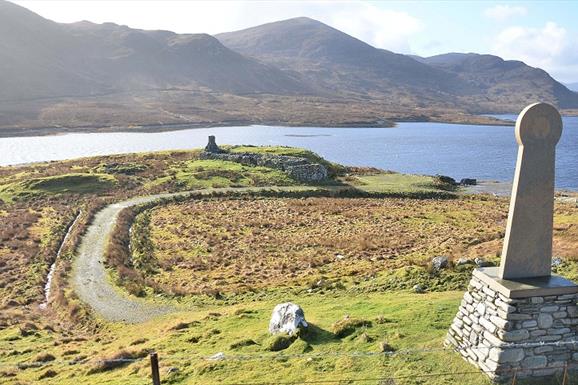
420,53 -> 578,110
217,18 -> 578,112
0,1 -> 575,134
0,0 -> 309,102
565,82 -> 578,92
216,17 -> 472,103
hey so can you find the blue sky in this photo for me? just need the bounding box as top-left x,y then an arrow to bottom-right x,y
14,0 -> 578,83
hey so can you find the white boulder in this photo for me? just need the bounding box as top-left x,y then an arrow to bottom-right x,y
269,302 -> 308,335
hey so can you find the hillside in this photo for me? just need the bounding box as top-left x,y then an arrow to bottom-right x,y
419,52 -> 578,110
0,148 -> 577,384
216,17 -> 472,102
566,82 -> 578,92
0,0 -> 308,102
0,1 -> 575,135
217,18 -> 578,113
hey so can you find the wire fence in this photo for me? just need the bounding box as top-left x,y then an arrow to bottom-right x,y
2,339 -> 578,385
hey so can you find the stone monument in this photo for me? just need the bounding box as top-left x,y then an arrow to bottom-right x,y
205,135 -> 224,153
446,103 -> 578,381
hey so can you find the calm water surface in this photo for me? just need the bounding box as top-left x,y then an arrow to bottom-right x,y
1,116 -> 576,189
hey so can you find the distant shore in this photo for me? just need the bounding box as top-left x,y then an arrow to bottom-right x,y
465,180 -> 578,196
0,115 -> 513,139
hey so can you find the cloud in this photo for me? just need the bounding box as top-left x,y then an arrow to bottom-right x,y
491,22 -> 578,82
14,0 -> 423,53
326,4 -> 423,53
484,5 -> 527,22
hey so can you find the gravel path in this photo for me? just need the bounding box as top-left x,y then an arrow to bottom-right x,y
72,186 -> 316,323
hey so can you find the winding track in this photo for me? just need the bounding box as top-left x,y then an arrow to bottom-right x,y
72,186 -> 316,323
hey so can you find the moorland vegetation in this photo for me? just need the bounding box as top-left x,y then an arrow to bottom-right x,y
0,146 -> 577,385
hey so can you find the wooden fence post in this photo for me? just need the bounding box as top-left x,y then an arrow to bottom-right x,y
150,352 -> 161,385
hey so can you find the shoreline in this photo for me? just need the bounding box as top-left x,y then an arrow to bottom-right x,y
464,180 -> 578,196
0,116 -> 514,139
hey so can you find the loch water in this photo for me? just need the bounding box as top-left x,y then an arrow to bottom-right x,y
1,116 -> 576,190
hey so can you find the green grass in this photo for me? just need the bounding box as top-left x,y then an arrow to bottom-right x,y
149,159 -> 297,190
0,173 -> 116,202
0,290 -> 497,385
4,289 -> 572,384
229,145 -> 346,176
343,172 -> 454,195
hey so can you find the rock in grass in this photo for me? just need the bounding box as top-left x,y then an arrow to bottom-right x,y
413,284 -> 426,293
456,257 -> 474,266
357,332 -> 373,343
229,339 -> 257,350
269,302 -> 308,335
474,257 -> 492,267
552,257 -> 563,267
332,317 -> 372,338
264,334 -> 296,351
431,256 -> 449,271
208,352 -> 225,361
38,369 -> 58,380
378,341 -> 395,353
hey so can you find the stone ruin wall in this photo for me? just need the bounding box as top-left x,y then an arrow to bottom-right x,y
446,273 -> 578,381
200,151 -> 328,183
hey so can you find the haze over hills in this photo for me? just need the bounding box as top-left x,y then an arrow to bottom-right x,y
416,52 -> 578,110
566,83 -> 578,92
0,0 -> 577,135
217,17 -> 578,112
0,0 -> 308,102
217,17 -> 471,100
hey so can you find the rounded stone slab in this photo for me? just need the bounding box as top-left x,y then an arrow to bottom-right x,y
515,103 -> 562,146
499,103 -> 563,280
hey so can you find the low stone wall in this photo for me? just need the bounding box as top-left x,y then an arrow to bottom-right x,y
200,151 -> 328,183
446,273 -> 578,381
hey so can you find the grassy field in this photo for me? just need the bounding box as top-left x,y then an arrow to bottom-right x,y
124,194 -> 578,298
3,290 -> 577,385
0,145 -> 449,319
1,146 -> 577,385
0,291 -> 499,385
132,196 -> 505,297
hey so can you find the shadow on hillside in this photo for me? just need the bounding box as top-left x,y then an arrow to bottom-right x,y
300,323 -> 337,346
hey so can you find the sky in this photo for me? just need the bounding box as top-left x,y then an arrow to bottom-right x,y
12,0 -> 578,83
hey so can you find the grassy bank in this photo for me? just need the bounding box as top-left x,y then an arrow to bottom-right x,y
1,146 -> 577,385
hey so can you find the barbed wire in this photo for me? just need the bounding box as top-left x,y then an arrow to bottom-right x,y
221,364 -> 576,385
2,339 -> 578,368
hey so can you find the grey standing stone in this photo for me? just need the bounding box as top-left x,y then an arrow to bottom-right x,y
446,104 -> 578,382
499,103 -> 562,279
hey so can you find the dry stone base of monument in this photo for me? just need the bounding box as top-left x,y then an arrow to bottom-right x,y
446,267 -> 578,382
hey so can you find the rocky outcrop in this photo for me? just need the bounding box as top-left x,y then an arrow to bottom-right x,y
460,178 -> 477,186
269,302 -> 308,335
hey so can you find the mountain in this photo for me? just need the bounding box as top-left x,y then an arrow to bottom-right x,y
419,53 -> 578,110
217,18 -> 578,112
0,0 -> 308,102
0,2 -> 576,135
216,17 -> 472,102
565,83 -> 578,92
